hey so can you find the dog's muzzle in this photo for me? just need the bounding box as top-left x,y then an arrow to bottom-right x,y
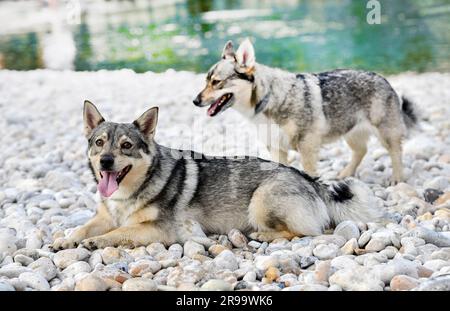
100,154 -> 114,171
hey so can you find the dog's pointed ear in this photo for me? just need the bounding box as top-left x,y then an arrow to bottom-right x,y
83,100 -> 105,138
133,107 -> 158,140
235,38 -> 255,71
221,40 -> 235,59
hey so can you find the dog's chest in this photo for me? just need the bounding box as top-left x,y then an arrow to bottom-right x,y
106,200 -> 139,226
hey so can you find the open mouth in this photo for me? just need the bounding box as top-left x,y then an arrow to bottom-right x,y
98,165 -> 132,197
207,93 -> 233,117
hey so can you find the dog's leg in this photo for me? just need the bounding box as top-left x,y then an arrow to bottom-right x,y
377,128 -> 404,185
298,135 -> 321,176
249,231 -> 298,242
52,203 -> 115,250
339,129 -> 369,178
81,222 -> 175,250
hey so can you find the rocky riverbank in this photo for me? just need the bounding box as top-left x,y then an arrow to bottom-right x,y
0,70 -> 449,291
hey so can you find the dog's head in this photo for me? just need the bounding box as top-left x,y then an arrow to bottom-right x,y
193,38 -> 256,116
83,100 -> 158,199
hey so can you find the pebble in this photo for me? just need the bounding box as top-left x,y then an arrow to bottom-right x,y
102,248 -> 133,265
313,244 -> 340,260
62,261 -> 92,278
213,250 -> 239,271
358,230 -> 373,248
228,229 -> 248,248
0,280 -> 15,291
19,272 -> 51,291
390,275 -> 420,291
340,238 -> 358,255
329,266 -> 384,291
28,257 -> 57,281
201,279 -> 233,291
183,240 -> 206,258
334,221 -> 360,241
53,248 -> 90,269
14,254 -> 34,266
254,255 -> 279,271
423,188 -> 444,204
122,278 -> 157,291
129,260 -> 161,277
208,244 -> 227,257
75,275 -> 108,291
365,238 -> 388,252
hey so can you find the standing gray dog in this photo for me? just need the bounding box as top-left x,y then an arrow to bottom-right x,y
52,101 -> 381,250
193,39 -> 418,184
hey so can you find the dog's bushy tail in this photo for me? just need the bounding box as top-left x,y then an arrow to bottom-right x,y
324,178 -> 383,225
401,95 -> 418,129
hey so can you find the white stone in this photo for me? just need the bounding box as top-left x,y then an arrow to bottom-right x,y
19,272 -> 51,291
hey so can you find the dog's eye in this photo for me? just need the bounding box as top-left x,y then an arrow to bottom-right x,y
95,139 -> 104,147
211,79 -> 221,86
122,142 -> 132,149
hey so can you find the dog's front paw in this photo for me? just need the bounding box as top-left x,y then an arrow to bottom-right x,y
50,237 -> 81,251
249,232 -> 273,242
81,236 -> 111,250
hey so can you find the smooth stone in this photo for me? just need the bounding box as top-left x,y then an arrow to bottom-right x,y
19,272 -> 50,291
213,250 -> 238,271
254,256 -> 279,271
312,244 -> 339,260
190,236 -> 216,249
53,248 -> 90,269
14,254 -> 34,266
300,256 -> 317,269
183,240 -> 206,258
403,227 -> 450,247
0,265 -> 32,278
390,275 -> 420,291
334,221 -> 360,241
423,188 -> 444,204
0,280 -> 15,291
39,199 -> 60,209
358,230 -> 373,248
243,271 -> 257,282
372,258 -> 419,284
168,244 -> 183,259
340,238 -> 358,255
146,243 -> 166,256
101,247 -> 134,265
436,192 -> 450,205
329,266 -> 384,291
264,266 -> 280,283
423,259 -> 449,271
88,250 -> 103,269
413,275 -> 450,291
365,238 -> 388,252
75,275 -> 108,291
208,244 -> 227,257
129,260 -> 161,277
283,284 -> 329,291
228,229 -> 248,248
330,256 -> 359,270
28,257 -> 57,281
201,279 -> 233,291
62,261 -> 92,278
122,278 -> 157,291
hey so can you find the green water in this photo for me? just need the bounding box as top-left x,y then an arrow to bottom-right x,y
1,0 -> 449,74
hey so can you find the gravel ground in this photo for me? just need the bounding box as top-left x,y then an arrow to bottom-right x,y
0,69 -> 449,291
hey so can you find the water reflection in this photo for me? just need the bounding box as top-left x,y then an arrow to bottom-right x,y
0,0 -> 448,73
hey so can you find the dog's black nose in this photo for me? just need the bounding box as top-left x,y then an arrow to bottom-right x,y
100,154 -> 114,170
193,95 -> 202,106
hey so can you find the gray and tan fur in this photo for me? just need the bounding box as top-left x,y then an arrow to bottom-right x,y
193,39 -> 418,184
52,101 -> 382,250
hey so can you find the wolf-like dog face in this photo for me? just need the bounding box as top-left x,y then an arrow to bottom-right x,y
193,39 -> 256,116
83,101 -> 157,198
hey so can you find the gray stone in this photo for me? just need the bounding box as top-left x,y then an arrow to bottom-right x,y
53,248 -> 90,269
228,229 -> 248,248
29,257 -> 57,281
213,250 -> 238,271
334,221 -> 360,241
19,272 -> 50,291
183,240 -> 206,258
313,243 -> 340,260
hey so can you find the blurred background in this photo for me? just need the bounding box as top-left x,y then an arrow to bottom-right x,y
0,0 -> 449,74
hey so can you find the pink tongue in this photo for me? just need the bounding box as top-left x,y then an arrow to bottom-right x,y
207,102 -> 219,116
98,171 -> 119,197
